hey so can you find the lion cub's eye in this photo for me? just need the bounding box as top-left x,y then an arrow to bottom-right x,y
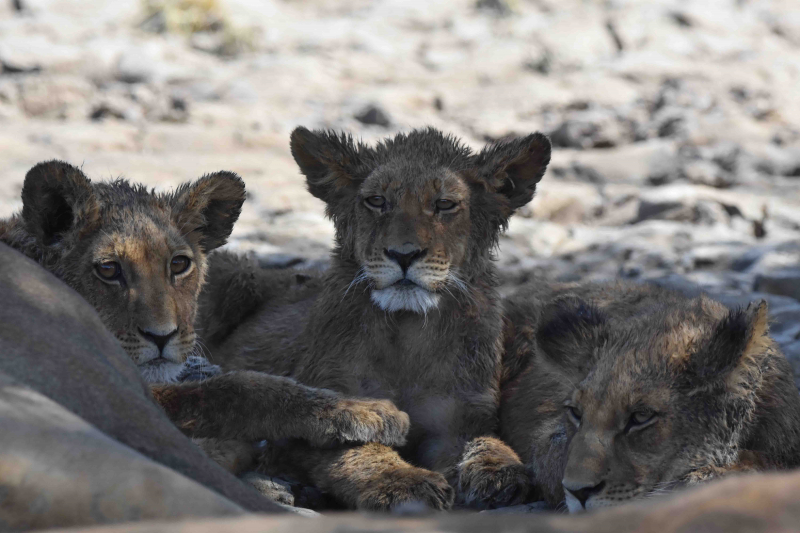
365,196 -> 386,209
565,405 -> 582,426
435,199 -> 457,211
96,261 -> 122,281
170,255 -> 191,275
626,411 -> 657,433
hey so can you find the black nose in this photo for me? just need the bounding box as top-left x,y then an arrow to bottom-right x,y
138,328 -> 178,354
384,247 -> 427,274
564,480 -> 605,509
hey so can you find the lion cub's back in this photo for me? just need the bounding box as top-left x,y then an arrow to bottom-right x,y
197,251 -> 323,374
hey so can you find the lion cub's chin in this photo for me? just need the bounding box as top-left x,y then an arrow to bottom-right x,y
138,359 -> 186,384
564,491 -> 583,513
371,285 -> 441,314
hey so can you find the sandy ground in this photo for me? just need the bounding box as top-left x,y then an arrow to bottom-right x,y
1,0 -> 800,356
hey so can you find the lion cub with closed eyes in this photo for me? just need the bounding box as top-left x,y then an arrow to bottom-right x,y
500,281 -> 800,513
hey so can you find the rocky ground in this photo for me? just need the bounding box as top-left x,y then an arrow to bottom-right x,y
1,0 -> 799,366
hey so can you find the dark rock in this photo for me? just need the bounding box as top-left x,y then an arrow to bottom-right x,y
1,60 -> 41,75
549,108 -> 628,149
635,199 -> 728,226
89,103 -> 126,121
754,270 -> 800,301
669,12 -> 693,27
605,20 -> 624,53
768,306 -> 800,344
354,104 -> 391,127
476,0 -> 511,16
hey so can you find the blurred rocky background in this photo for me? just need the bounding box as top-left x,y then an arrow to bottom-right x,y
1,0 -> 799,370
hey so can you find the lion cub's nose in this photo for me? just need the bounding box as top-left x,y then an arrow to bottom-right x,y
138,327 -> 178,354
563,479 -> 605,509
384,246 -> 427,274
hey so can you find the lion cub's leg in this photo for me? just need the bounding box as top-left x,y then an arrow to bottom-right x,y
682,452 -> 767,486
264,442 -> 454,511
451,436 -> 531,509
421,434 -> 531,510
150,370 -> 410,447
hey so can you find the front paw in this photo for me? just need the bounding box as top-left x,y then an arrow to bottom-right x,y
457,460 -> 531,510
357,466 -> 454,512
324,398 -> 410,447
242,472 -> 295,506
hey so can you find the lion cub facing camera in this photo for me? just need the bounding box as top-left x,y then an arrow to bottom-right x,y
0,161 -> 409,477
199,127 -> 552,510
500,281 -> 800,513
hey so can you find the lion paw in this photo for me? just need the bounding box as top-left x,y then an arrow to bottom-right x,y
321,398 -> 410,447
242,472 -> 295,506
357,466 -> 454,512
456,462 -> 531,510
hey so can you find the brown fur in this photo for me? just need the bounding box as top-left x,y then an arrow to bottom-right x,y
198,127 -> 552,510
499,281 -> 800,512
0,161 -> 411,481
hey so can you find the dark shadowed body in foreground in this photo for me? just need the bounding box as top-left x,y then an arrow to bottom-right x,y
43,469 -> 800,533
0,243 -> 285,530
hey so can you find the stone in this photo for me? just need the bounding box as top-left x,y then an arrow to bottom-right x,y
116,51 -> 155,84
354,104 -> 391,127
754,270 -> 800,301
561,140 -> 679,185
17,75 -> 94,119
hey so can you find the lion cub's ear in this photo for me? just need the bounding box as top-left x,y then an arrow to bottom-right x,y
536,296 -> 606,376
171,172 -> 246,252
475,133 -> 551,213
689,300 -> 771,383
21,160 -> 99,246
290,126 -> 369,205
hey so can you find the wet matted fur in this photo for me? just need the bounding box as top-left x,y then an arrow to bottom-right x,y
198,127 -> 552,510
500,281 -> 800,513
0,160 -> 411,475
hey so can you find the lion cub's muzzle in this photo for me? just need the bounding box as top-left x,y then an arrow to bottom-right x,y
563,479 -> 606,512
138,327 -> 178,355
367,244 -> 450,314
384,247 -> 427,275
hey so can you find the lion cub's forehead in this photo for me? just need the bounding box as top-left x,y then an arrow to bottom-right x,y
92,211 -> 189,264
578,357 -> 672,420
363,167 -> 470,201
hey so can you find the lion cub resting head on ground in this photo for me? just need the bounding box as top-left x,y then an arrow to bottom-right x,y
501,281 -> 800,513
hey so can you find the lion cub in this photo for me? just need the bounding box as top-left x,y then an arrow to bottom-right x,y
500,281 -> 800,512
199,127 -> 552,510
0,160 -> 410,475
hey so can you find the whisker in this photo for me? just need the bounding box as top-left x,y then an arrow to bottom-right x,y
341,267 -> 369,303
